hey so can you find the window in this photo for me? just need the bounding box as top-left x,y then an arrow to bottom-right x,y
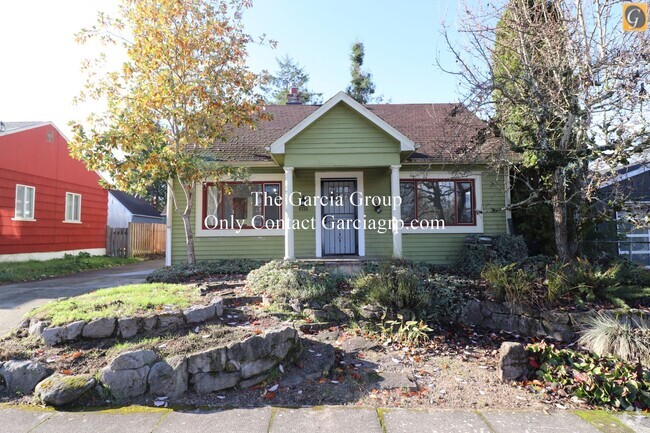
14,184 -> 35,220
65,193 -> 82,222
616,209 -> 650,267
400,179 -> 475,226
203,182 -> 282,229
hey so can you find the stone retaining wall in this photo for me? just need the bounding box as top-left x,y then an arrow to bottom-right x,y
8,325 -> 301,406
26,298 -> 224,346
458,298 -> 650,341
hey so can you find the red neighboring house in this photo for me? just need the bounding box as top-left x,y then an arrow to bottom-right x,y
0,122 -> 107,262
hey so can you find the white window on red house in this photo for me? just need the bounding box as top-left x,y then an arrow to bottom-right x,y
14,184 -> 35,220
203,182 -> 282,229
65,192 -> 82,222
400,179 -> 476,226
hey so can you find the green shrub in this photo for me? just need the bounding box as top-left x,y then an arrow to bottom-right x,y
528,342 -> 650,410
578,313 -> 650,366
380,314 -> 432,346
351,260 -> 462,323
456,234 -> 528,276
246,260 -> 345,304
481,262 -> 538,307
147,259 -> 265,283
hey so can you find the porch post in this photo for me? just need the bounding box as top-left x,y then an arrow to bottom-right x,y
284,167 -> 295,260
390,164 -> 403,257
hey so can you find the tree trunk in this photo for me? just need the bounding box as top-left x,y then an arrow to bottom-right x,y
551,168 -> 571,263
181,211 -> 196,265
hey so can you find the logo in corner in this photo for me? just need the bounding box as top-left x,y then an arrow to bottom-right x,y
623,3 -> 648,31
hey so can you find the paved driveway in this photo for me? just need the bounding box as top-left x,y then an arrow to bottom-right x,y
0,259 -> 164,334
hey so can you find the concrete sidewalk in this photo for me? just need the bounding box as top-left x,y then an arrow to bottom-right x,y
0,259 -> 164,334
1,406 -> 647,433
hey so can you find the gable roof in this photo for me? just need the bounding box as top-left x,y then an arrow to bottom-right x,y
269,92 -> 416,154
209,94 -> 499,163
0,121 -> 48,135
109,190 -> 162,217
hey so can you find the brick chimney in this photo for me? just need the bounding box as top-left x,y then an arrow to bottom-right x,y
286,87 -> 302,105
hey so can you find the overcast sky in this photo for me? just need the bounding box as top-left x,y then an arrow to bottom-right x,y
0,0 -> 461,138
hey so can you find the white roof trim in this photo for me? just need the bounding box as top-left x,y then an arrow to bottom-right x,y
601,164 -> 650,188
268,91 -> 416,154
0,121 -> 71,142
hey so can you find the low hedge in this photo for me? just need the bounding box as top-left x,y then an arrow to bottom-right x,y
147,259 -> 266,283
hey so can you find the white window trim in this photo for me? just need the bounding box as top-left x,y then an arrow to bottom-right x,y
13,184 -> 36,222
63,192 -> 82,223
195,174 -> 284,237
400,171 -> 485,234
314,171 -> 366,258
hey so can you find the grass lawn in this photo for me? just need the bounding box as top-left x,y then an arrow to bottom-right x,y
27,283 -> 204,325
0,255 -> 139,284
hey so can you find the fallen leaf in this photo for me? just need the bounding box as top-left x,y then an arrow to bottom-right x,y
60,369 -> 73,375
268,384 -> 279,392
262,391 -> 276,400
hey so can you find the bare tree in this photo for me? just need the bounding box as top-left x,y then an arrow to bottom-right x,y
439,0 -> 650,262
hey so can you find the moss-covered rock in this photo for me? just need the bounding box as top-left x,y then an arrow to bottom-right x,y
35,373 -> 96,406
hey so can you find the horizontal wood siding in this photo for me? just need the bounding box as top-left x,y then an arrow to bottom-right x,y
294,169 -> 316,258
402,167 -> 508,264
170,179 -> 283,264
363,168 -> 393,257
284,103 -> 400,168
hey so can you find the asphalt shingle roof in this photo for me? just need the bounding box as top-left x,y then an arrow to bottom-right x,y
210,103 -> 499,163
110,190 -> 162,217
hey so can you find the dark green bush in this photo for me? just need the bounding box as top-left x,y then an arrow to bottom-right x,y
351,260 -> 463,323
147,259 -> 266,283
246,260 -> 345,304
455,234 -> 528,276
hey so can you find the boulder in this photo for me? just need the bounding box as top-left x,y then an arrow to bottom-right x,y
498,342 -> 529,382
147,356 -> 188,398
82,317 -> 116,339
117,317 -> 139,339
271,341 -> 294,360
191,372 -> 240,394
240,358 -> 276,379
183,304 -> 216,324
142,315 -> 158,332
459,299 -> 484,326
264,327 -> 297,346
212,297 -> 224,317
158,313 -> 185,329
238,373 -> 268,389
0,360 -> 50,393
42,320 -> 86,346
100,365 -> 150,400
322,304 -> 348,322
228,336 -> 272,363
186,348 -> 227,374
360,305 -> 385,321
35,374 -> 96,406
109,349 -> 157,371
28,320 -> 48,338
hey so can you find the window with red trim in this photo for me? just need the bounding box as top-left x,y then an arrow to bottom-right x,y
203,182 -> 282,229
400,179 -> 476,226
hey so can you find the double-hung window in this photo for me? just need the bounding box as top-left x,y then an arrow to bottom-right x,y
400,179 -> 476,226
65,193 -> 82,223
203,182 -> 282,229
14,184 -> 35,220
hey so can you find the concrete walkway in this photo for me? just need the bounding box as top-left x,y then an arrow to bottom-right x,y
1,406 -> 647,433
0,259 -> 164,334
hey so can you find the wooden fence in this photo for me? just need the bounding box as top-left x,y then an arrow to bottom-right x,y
106,223 -> 166,257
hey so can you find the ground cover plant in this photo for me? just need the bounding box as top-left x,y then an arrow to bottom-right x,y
27,283 -> 203,325
147,259 -> 266,283
0,253 -> 139,284
528,342 -> 650,411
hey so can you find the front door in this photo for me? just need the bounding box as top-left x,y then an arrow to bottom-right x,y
321,179 -> 358,255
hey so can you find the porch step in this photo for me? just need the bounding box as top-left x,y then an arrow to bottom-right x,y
296,257 -> 374,275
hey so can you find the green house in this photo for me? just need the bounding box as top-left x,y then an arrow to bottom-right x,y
166,92 -> 511,265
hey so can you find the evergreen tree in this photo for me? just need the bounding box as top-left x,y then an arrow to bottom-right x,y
265,55 -> 322,104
